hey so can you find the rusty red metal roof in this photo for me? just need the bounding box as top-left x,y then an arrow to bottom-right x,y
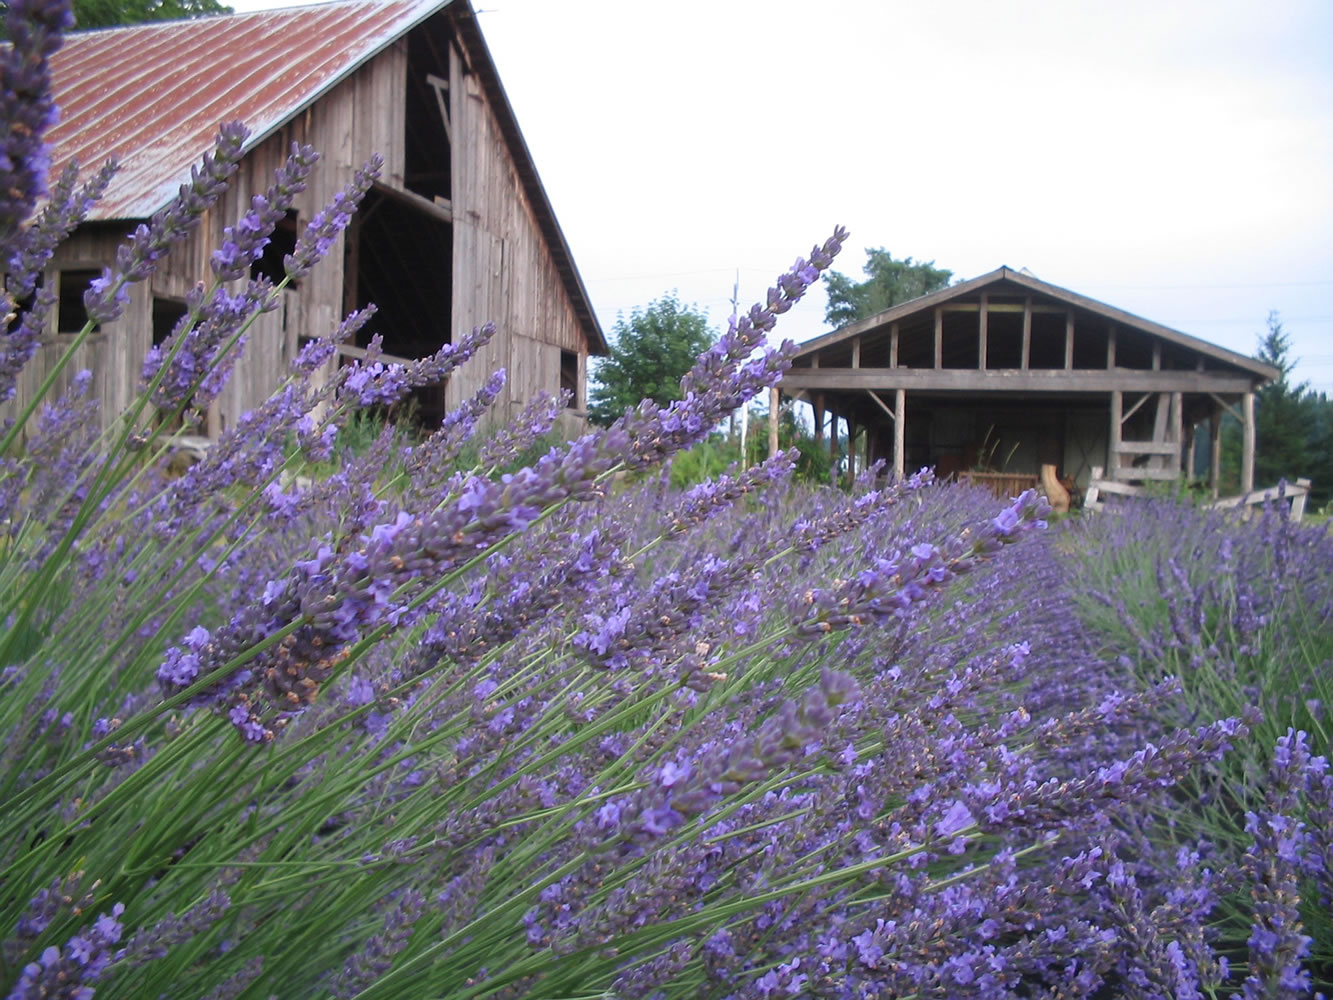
48,0 -> 452,220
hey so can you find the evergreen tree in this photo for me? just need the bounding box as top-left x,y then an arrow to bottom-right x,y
587,293 -> 715,427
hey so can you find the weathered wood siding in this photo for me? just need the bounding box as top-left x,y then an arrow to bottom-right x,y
7,12 -> 592,440
449,38 -> 587,416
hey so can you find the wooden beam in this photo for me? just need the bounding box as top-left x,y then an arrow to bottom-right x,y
1241,391 -> 1255,493
371,179 -> 453,223
851,336 -> 860,369
933,308 -> 942,369
1121,391 -> 1151,424
894,388 -> 905,481
1110,390 -> 1123,472
979,293 -> 988,370
1185,422 -> 1196,479
1064,310 -> 1075,370
1170,391 -> 1183,471
780,369 -> 1258,394
1021,297 -> 1031,370
1111,465 -> 1183,482
889,322 -> 899,369
813,393 -> 824,444
1208,391 -> 1242,423
867,389 -> 895,421
1113,441 -> 1179,455
1209,405 -> 1222,498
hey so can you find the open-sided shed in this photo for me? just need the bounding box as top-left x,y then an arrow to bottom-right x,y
9,0 -> 605,436
782,268 -> 1277,497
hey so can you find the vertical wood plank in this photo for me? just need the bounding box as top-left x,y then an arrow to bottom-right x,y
979,292 -> 988,370
933,307 -> 942,368
1106,323 -> 1116,368
1209,404 -> 1222,498
889,322 -> 898,369
1241,391 -> 1255,493
894,388 -> 906,481
851,336 -> 860,369
1064,310 -> 1074,369
1109,390 -> 1123,473
769,386 -> 779,459
1021,296 -> 1031,370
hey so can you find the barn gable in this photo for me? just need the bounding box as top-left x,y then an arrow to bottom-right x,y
12,0 -> 604,436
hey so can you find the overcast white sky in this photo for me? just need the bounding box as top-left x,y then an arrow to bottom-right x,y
236,0 -> 1333,392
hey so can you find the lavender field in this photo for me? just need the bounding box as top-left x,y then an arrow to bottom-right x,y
3,2 -> 1332,996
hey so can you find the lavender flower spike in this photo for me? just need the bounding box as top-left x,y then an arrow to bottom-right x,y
285,155 -> 382,280
0,0 -> 73,241
84,122 -> 249,325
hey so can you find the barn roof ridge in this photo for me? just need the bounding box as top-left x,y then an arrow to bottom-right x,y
796,266 -> 1276,381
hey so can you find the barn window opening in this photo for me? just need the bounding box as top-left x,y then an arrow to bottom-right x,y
153,297 -> 190,347
347,188 -> 453,427
57,269 -> 100,333
251,210 -> 299,286
560,351 -> 578,407
404,18 -> 454,204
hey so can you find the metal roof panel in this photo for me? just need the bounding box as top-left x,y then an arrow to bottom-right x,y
48,0 -> 451,220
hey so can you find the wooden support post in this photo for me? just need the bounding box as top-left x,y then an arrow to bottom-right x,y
1241,391 -> 1255,493
1064,310 -> 1075,370
1152,342 -> 1161,371
1106,324 -> 1116,368
851,336 -> 860,369
848,417 -> 858,483
1209,404 -> 1222,498
979,293 -> 988,370
1110,390 -> 1123,472
1170,392 -> 1183,471
813,393 -> 824,444
894,388 -> 906,481
1021,297 -> 1032,370
1185,423 -> 1196,481
889,322 -> 899,368
933,308 -> 942,369
769,386 -> 780,460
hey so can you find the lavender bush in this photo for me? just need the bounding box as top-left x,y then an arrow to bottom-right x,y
2,2 -> 1329,996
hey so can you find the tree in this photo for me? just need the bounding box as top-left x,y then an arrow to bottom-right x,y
73,0 -> 230,30
823,249 -> 952,328
587,293 -> 715,427
1221,311 -> 1332,505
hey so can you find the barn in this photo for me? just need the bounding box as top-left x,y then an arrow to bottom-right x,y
9,0 -> 605,436
780,267 -> 1278,500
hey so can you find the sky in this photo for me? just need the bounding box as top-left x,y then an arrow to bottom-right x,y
233,0 -> 1333,393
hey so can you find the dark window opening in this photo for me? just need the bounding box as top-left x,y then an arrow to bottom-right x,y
896,319 -> 934,368
57,269 -> 100,333
1115,331 -> 1154,369
1071,323 -> 1103,369
404,18 -> 454,204
348,189 -> 453,426
560,350 -> 578,407
940,311 -> 979,369
1027,312 -> 1066,369
251,210 -> 299,286
984,311 -> 1024,368
153,297 -> 190,347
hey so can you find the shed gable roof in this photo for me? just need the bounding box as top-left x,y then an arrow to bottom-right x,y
797,266 -> 1277,382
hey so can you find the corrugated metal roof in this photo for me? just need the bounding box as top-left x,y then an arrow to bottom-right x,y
48,0 -> 451,220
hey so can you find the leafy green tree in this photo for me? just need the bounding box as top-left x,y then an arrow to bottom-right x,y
823,249 -> 952,328
588,293 -> 714,427
73,0 -> 230,30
